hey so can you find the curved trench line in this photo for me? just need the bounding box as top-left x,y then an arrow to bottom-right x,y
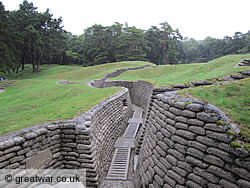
58,64 -> 250,132
55,64 -> 152,89
85,65 -> 250,187
56,80 -> 86,85
43,63 -> 250,188
88,64 -> 250,115
0,63 -> 249,188
87,64 -> 152,88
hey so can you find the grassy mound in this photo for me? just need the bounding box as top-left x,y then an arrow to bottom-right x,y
1,55 -> 249,135
180,78 -> 250,141
0,61 -> 152,135
3,61 -> 153,81
111,54 -> 250,138
111,54 -> 250,86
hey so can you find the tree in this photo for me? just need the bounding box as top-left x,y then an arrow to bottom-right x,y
182,31 -> 250,64
0,2 -> 20,72
64,33 -> 85,65
83,24 -> 113,65
40,14 -> 66,66
144,26 -> 161,64
159,22 -> 182,65
2,0 -> 249,69
144,22 -> 182,65
115,25 -> 146,62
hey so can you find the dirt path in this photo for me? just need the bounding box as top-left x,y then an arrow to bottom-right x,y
56,65 -> 152,87
56,80 -> 86,85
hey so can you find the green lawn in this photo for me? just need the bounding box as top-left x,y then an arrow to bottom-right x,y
0,61 -> 152,135
1,55 -> 249,135
4,61 -> 153,81
179,78 -> 250,141
111,54 -> 250,86
110,54 -> 250,138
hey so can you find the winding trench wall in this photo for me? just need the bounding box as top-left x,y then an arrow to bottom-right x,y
91,80 -> 154,112
104,80 -> 154,113
90,64 -> 154,113
0,89 -> 133,188
135,91 -> 250,188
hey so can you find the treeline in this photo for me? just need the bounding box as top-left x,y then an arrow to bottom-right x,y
183,33 -> 250,63
65,22 -> 183,66
0,1 -> 65,73
1,1 -> 250,73
66,25 -> 250,66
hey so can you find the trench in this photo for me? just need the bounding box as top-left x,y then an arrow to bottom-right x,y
89,65 -> 154,188
0,63 -> 249,188
89,65 -> 250,188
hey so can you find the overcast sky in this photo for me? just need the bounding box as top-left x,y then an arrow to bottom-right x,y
2,0 -> 250,40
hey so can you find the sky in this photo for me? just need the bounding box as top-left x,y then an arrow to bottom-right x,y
1,0 -> 250,40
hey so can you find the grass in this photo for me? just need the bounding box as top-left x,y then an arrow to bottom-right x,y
3,61 -> 153,81
111,54 -> 250,86
0,55 -> 249,136
0,61 -> 152,135
111,54 -> 250,140
179,78 -> 250,140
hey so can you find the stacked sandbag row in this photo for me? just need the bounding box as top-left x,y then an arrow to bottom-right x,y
136,92 -> 249,188
0,88 -> 132,188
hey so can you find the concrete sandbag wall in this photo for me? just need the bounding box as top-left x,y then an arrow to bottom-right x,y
0,89 -> 133,188
136,92 -> 249,188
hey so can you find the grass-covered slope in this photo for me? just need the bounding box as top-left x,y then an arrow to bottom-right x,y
1,55 -> 249,135
0,61 -> 153,135
111,54 -> 250,86
3,61 -> 153,81
180,78 -> 250,140
111,54 -> 250,138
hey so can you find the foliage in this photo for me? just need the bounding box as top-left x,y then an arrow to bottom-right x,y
183,32 -> 250,63
73,23 -> 149,66
216,120 -> 227,126
243,144 -> 250,150
0,1 -> 65,73
230,141 -> 242,148
226,129 -> 236,136
1,1 -> 250,71
0,2 -> 19,72
144,23 -> 182,65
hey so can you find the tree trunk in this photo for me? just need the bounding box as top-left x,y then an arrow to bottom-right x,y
16,66 -> 19,74
21,55 -> 25,71
32,62 -> 36,72
36,47 -> 43,72
36,59 -> 40,72
32,53 -> 36,72
22,62 -> 25,71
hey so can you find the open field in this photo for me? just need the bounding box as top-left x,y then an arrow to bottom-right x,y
111,54 -> 250,86
0,55 -> 249,135
0,61 -> 152,134
3,61 -> 153,81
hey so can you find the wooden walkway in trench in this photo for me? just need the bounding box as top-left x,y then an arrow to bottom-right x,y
100,105 -> 143,188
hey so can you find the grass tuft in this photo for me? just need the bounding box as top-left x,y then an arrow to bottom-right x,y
230,141 -> 242,148
216,120 -> 227,126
